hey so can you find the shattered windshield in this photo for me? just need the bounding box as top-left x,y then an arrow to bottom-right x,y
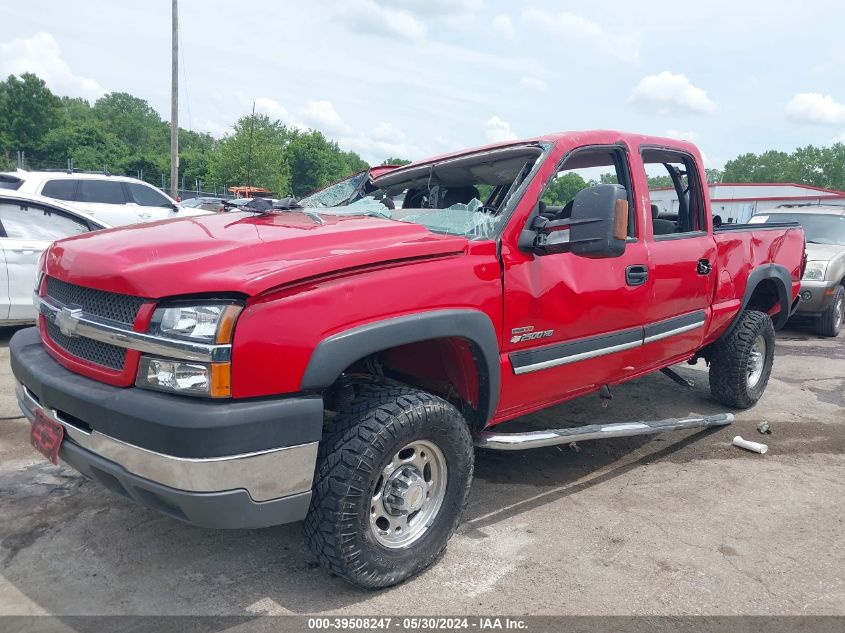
299,145 -> 545,239
299,171 -> 368,208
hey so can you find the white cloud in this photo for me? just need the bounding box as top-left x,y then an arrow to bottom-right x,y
396,0 -> 482,17
300,99 -> 353,135
492,14 -> 515,40
485,116 -> 517,143
253,96 -> 292,121
0,32 -> 105,101
630,71 -> 716,115
785,93 -> 845,125
340,121 -> 426,163
520,77 -> 548,92
664,129 -> 700,142
522,8 -> 640,64
338,0 -> 427,41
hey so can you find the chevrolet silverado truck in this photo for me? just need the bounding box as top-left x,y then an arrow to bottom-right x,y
10,131 -> 805,589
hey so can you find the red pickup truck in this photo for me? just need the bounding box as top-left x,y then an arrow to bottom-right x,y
11,131 -> 805,588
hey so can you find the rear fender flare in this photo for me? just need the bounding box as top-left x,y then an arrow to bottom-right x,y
301,310 -> 500,425
731,264 -> 793,332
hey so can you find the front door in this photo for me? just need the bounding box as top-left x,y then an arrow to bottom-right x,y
0,199 -> 94,321
497,144 -> 653,419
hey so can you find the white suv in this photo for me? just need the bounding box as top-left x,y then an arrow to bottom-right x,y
0,171 -> 211,226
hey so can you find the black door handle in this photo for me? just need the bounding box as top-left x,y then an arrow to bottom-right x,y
697,258 -> 712,275
626,264 -> 649,286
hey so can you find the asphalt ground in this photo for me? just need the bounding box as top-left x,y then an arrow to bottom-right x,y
0,324 -> 842,616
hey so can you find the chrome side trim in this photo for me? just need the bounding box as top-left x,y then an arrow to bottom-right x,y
16,381 -> 316,502
35,293 -> 231,363
511,311 -> 708,375
475,414 -> 734,450
512,339 -> 642,375
642,319 -> 705,344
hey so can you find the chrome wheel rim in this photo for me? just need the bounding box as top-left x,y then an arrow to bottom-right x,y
369,440 -> 447,549
747,335 -> 767,388
835,296 -> 844,328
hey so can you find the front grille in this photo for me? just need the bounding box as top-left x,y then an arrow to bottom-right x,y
45,320 -> 127,370
46,277 -> 145,325
44,277 -> 145,371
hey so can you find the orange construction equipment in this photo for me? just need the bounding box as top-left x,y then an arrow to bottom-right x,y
228,186 -> 272,199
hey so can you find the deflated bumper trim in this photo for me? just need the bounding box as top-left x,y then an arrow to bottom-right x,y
16,380 -> 318,502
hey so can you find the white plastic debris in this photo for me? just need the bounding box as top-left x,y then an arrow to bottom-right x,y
757,420 -> 771,435
733,435 -> 768,454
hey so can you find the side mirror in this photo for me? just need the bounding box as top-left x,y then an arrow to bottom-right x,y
526,184 -> 628,258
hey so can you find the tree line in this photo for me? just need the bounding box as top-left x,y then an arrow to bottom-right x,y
0,73 -> 367,197
3,72 -> 845,199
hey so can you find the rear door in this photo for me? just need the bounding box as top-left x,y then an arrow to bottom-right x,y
75,179 -> 139,225
639,148 -> 716,365
498,144 -> 652,417
0,199 -> 93,321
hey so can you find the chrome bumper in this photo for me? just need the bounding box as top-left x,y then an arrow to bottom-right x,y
16,380 -> 318,503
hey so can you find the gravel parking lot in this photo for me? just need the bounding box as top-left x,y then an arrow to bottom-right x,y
0,324 -> 842,616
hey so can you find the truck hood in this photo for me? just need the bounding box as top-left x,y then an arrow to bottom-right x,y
44,211 -> 468,298
805,242 -> 845,262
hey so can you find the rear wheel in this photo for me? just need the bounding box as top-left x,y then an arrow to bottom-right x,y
814,285 -> 844,337
304,385 -> 474,589
709,310 -> 775,408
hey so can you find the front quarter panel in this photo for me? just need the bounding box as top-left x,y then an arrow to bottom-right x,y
230,241 -> 503,400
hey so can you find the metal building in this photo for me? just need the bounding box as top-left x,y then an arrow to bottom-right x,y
648,183 -> 845,223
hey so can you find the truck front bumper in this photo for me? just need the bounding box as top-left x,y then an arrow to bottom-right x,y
10,327 -> 323,529
794,280 -> 838,317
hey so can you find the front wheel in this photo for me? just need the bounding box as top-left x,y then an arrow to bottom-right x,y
709,310 -> 775,409
815,285 -> 844,337
304,386 -> 474,589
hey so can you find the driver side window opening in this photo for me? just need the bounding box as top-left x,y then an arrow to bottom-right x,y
539,146 -> 637,239
642,149 -> 706,238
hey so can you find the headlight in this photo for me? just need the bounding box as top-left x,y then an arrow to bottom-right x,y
137,301 -> 241,398
136,357 -> 231,398
149,302 -> 241,343
803,261 -> 828,281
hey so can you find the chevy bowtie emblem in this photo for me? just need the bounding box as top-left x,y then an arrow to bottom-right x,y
55,307 -> 83,338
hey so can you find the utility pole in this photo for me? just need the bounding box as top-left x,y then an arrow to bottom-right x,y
170,0 -> 179,200
246,101 -> 256,188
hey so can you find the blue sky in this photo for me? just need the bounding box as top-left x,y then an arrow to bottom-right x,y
2,0 -> 845,167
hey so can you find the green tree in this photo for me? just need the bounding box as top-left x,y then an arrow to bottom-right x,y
0,73 -> 62,154
208,114 -> 293,195
92,92 -> 167,154
541,172 -> 587,205
39,121 -> 129,171
382,157 -> 411,166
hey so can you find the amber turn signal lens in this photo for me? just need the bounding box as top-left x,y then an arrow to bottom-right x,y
215,305 -> 243,344
210,363 -> 231,398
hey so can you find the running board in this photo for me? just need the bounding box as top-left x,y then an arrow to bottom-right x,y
475,413 -> 734,450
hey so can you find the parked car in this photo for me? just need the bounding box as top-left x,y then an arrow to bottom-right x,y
0,170 -> 211,226
181,197 -> 228,213
0,190 -> 108,325
10,131 -> 805,589
749,205 -> 845,336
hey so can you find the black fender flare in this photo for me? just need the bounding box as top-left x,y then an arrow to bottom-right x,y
731,263 -> 793,332
300,309 -> 500,425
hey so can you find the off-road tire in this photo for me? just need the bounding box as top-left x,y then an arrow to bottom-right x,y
814,285 -> 844,337
304,385 -> 474,589
709,310 -> 775,409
